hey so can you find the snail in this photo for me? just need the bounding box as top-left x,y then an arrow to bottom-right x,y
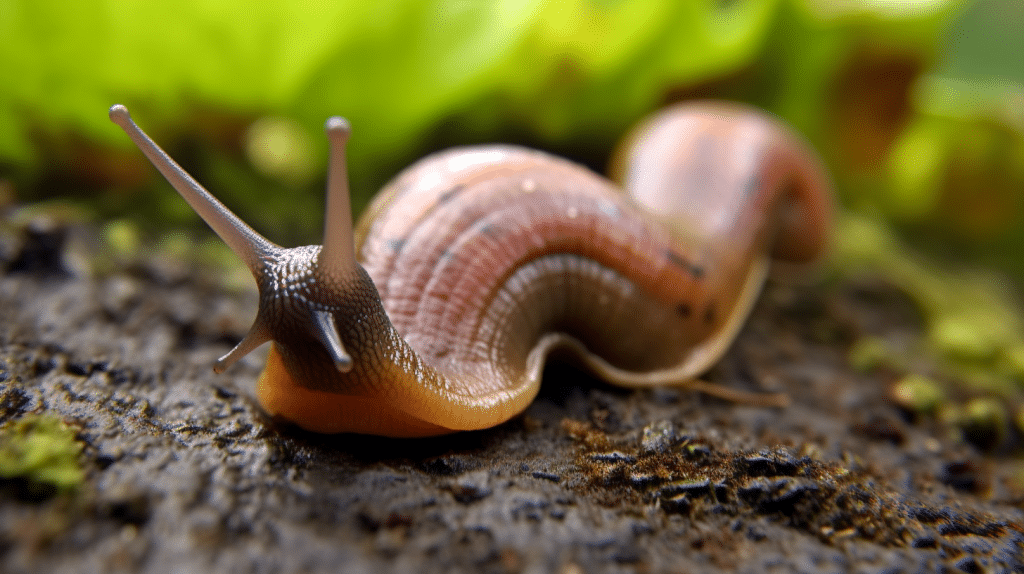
108,101 -> 832,437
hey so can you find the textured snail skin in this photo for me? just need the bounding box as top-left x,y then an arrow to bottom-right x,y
110,101 -> 832,437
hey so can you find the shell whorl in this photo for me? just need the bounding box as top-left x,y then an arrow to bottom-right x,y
356,145 -> 737,392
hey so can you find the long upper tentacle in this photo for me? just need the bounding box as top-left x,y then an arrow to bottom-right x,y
108,105 -> 277,271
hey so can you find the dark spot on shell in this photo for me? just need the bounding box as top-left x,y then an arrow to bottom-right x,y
744,173 -> 763,201
675,303 -> 692,318
664,249 -> 704,279
703,303 -> 716,325
386,238 -> 406,253
436,183 -> 465,205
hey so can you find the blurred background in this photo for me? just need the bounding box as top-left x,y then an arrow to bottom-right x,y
1,0 -> 1023,445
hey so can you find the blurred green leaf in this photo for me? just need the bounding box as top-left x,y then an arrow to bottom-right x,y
1,0 -> 958,184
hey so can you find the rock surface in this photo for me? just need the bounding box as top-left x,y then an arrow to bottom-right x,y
1,222 -> 1022,573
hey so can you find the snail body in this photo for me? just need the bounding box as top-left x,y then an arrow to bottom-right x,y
109,102 -> 831,437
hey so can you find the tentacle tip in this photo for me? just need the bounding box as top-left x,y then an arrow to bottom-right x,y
108,105 -> 128,120
109,104 -> 130,125
213,351 -> 243,374
212,358 -> 231,374
334,356 -> 353,373
325,116 -> 351,142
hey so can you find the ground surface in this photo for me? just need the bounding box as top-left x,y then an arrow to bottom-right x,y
1,220 -> 1022,574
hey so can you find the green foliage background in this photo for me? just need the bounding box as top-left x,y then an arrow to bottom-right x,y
3,0 -> 1024,448
0,0 -> 965,240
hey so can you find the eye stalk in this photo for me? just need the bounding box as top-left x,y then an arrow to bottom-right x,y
319,116 -> 358,286
312,310 -> 353,372
314,115 -> 357,373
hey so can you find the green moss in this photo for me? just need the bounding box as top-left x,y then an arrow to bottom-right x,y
848,337 -> 897,372
835,214 -> 1024,399
101,219 -> 142,259
890,374 -> 946,415
0,414 -> 85,492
